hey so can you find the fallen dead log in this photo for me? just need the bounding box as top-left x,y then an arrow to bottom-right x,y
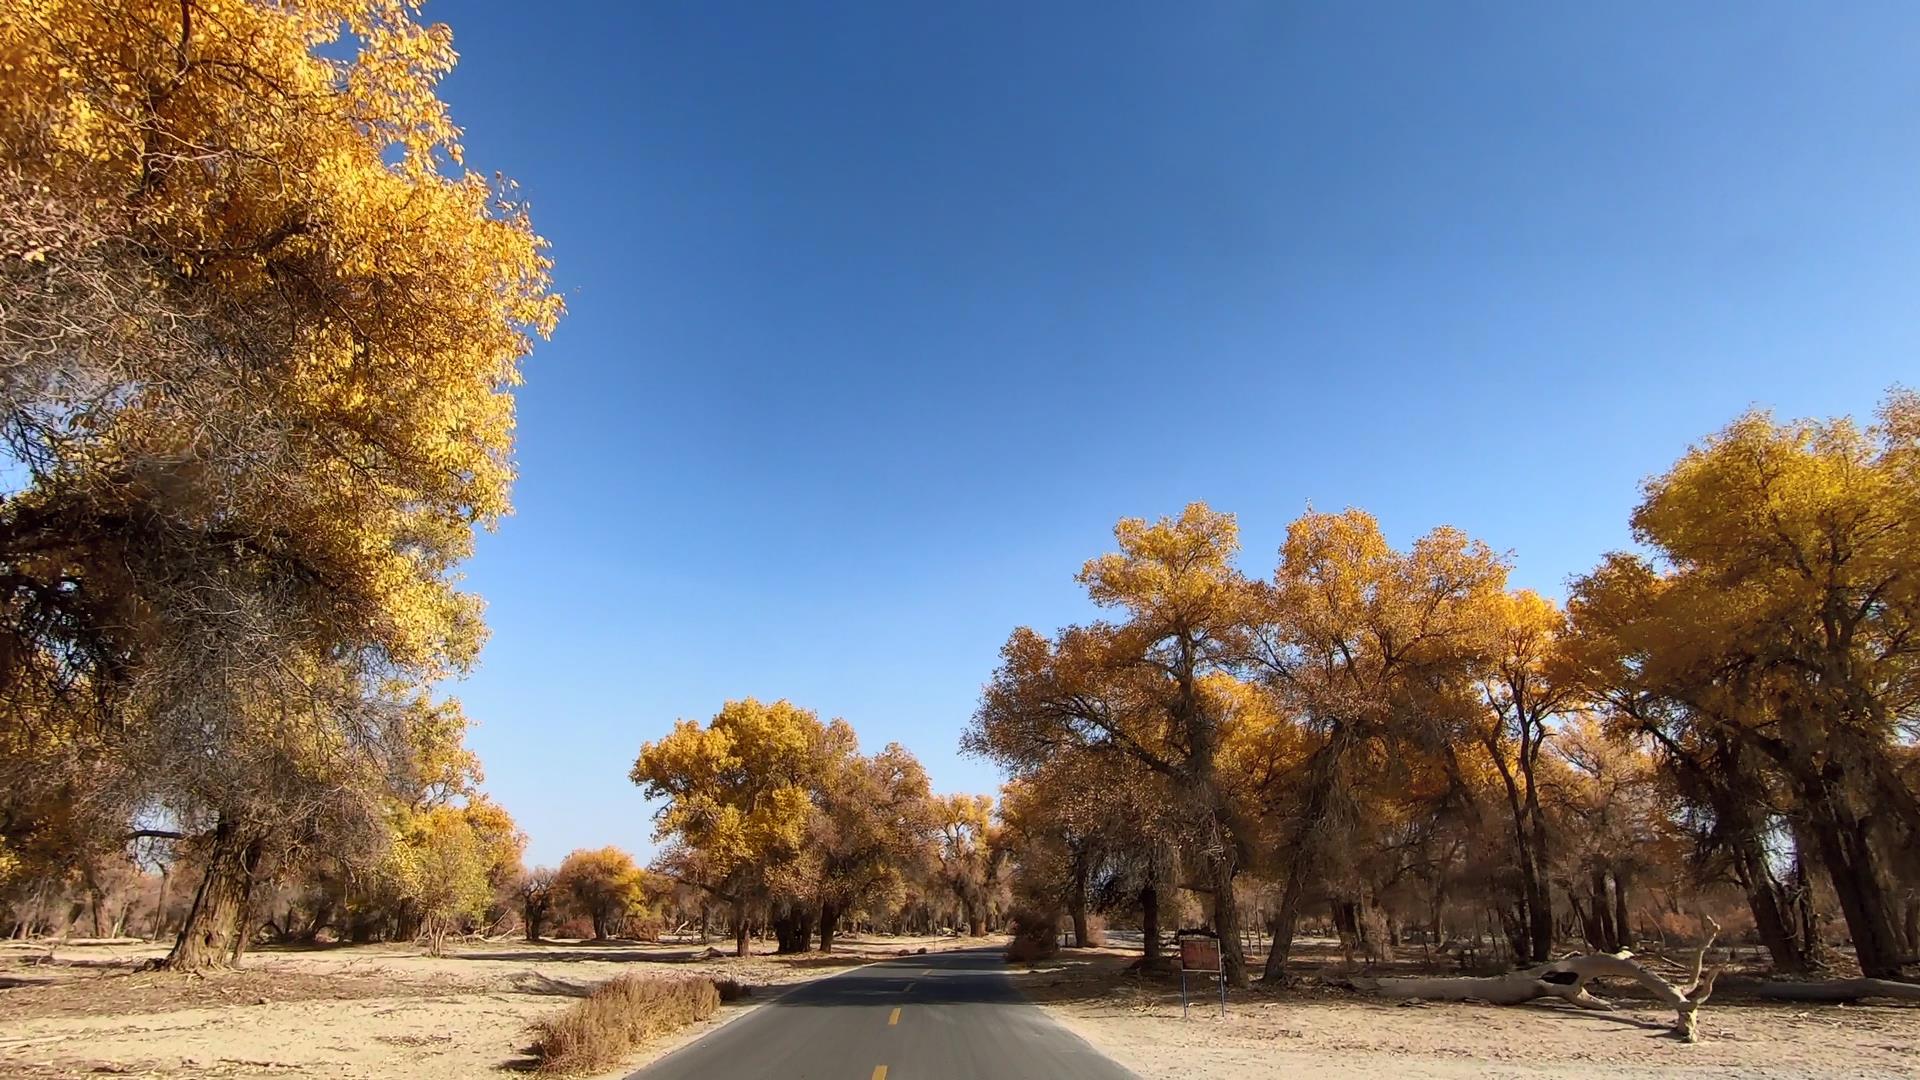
1718,977 -> 1920,1003
1350,919 -> 1721,1042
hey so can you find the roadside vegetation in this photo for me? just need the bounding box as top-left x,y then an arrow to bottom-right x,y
531,974 -> 720,1074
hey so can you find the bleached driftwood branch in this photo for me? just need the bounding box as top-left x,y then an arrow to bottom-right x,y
1352,919 -> 1721,1042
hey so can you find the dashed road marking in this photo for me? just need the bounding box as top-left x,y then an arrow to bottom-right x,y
872,1067 -> 888,1080
888,1006 -> 901,1026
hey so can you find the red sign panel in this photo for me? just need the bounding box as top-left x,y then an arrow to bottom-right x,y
1180,937 -> 1221,973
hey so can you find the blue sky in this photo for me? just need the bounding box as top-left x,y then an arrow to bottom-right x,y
434,2 -> 1919,867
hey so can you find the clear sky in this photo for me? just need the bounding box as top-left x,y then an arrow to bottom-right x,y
432,1 -> 1920,867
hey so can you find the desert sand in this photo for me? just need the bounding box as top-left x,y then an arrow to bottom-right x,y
8,935 -> 1917,1079
1018,944 -> 1920,1080
0,934 -> 971,1079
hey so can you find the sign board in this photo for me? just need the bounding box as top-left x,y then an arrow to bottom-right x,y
1176,931 -> 1228,1018
1180,935 -> 1222,973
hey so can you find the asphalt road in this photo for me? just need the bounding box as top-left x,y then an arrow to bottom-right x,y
627,946 -> 1138,1080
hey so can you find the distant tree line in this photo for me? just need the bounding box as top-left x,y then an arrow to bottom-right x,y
631,697 -> 1008,955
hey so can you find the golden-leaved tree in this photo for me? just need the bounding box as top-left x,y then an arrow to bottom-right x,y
552,847 -> 648,941
935,792 -> 1004,937
634,698 -> 951,952
1249,509 -> 1507,980
632,698 -> 846,955
0,0 -> 559,969
786,743 -> 938,952
1567,394 -> 1920,978
971,503 -> 1262,984
384,797 -> 526,955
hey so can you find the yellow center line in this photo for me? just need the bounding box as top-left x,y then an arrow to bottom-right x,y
888,1006 -> 901,1026
872,1067 -> 889,1080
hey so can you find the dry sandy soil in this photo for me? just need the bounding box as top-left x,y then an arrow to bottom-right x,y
0,933 -> 978,1079
1018,941 -> 1920,1080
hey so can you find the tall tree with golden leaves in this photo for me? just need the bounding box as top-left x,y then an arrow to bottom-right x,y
971,503 -> 1261,984
1250,509 -> 1507,981
0,0 -> 559,969
1569,394 -> 1920,977
631,698 -> 848,955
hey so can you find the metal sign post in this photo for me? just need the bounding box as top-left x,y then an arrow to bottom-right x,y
1177,931 -> 1227,1019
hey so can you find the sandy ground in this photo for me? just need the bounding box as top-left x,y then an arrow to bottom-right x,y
1018,943 -> 1920,1080
0,933 -> 981,1079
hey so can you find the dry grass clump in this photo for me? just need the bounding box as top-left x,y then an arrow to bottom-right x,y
712,977 -> 750,1002
532,974 -> 721,1073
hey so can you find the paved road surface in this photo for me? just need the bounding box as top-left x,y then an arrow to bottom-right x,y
628,947 -> 1137,1080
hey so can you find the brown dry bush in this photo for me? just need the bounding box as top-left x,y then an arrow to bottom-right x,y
532,974 -> 721,1074
1005,907 -> 1061,965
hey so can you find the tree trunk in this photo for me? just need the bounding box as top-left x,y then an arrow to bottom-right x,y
1208,848 -> 1248,987
150,867 -> 170,942
733,907 -> 751,958
1264,867 -> 1308,982
1356,944 -> 1721,1042
772,904 -> 812,954
1718,977 -> 1920,1003
1589,868 -> 1619,952
1727,823 -> 1820,974
1803,782 -> 1911,978
1141,878 -> 1161,963
1069,856 -> 1090,948
163,823 -> 264,971
1612,867 -> 1632,949
817,902 -> 839,953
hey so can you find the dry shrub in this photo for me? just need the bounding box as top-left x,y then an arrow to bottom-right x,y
712,978 -> 750,1002
1005,907 -> 1060,965
532,975 -> 721,1074
1082,914 -> 1108,948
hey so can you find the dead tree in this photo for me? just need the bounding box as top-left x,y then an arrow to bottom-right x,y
1351,920 -> 1722,1042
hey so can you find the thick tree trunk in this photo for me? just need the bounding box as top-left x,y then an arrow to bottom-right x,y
1207,849 -> 1248,987
1729,827 -> 1819,974
1803,783 -> 1911,978
163,823 -> 264,971
733,910 -> 751,957
1589,868 -> 1619,952
817,902 -> 839,953
1264,865 -> 1308,982
772,904 -> 812,953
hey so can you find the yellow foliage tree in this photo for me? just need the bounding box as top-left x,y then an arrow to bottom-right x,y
1249,508 -> 1508,980
971,503 -> 1262,983
386,798 -> 523,956
552,847 -> 648,942
1567,393 -> 1920,978
631,698 -> 846,955
0,0 -> 559,970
